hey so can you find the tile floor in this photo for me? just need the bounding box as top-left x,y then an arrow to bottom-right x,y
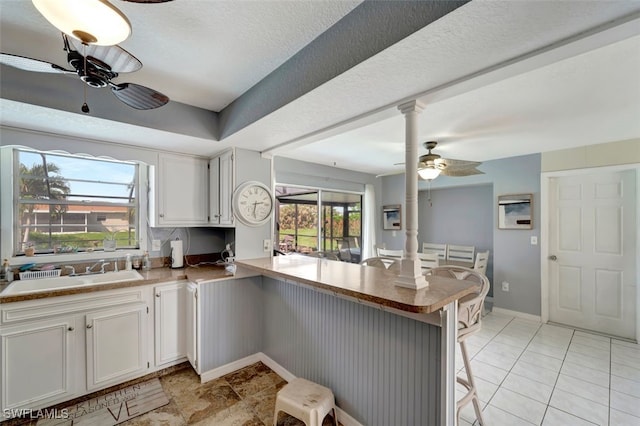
457,312 -> 640,426
121,361 -> 338,426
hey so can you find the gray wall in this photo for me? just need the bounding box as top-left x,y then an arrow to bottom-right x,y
261,277 -> 441,425
274,157 -> 377,191
378,154 -> 541,316
198,277 -> 265,372
418,184 -> 494,290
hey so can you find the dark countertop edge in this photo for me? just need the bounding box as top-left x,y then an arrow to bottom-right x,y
0,265 -> 261,304
237,261 -> 472,314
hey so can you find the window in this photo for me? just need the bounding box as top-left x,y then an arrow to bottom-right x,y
275,186 -> 362,261
12,149 -> 141,256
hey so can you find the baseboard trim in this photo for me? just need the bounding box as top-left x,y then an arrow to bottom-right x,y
199,353 -> 263,383
199,352 -> 363,426
492,307 -> 542,323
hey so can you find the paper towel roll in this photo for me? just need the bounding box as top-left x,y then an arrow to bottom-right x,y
170,240 -> 184,268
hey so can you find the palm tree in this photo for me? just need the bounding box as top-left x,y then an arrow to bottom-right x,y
19,155 -> 71,249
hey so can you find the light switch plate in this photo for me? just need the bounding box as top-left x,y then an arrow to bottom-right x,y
263,239 -> 271,252
152,239 -> 161,251
530,236 -> 538,245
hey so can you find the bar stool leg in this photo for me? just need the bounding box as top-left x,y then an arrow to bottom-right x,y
458,339 -> 485,425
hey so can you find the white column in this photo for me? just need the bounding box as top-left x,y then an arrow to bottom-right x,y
395,100 -> 428,289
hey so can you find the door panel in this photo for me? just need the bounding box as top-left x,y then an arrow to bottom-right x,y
548,170 -> 636,339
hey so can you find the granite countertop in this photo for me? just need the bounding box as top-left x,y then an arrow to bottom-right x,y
0,265 -> 257,304
237,255 -> 478,314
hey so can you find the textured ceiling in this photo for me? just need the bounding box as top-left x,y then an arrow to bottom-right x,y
1,1 -> 639,176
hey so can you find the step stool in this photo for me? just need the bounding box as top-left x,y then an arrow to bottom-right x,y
273,377 -> 338,426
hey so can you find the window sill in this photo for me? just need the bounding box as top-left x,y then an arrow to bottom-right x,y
9,250 -> 144,267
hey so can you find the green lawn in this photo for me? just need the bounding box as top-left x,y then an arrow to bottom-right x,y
27,231 -> 137,250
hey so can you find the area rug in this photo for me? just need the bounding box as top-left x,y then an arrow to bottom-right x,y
37,378 -> 169,425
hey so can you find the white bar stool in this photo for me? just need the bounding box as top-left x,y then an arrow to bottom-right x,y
273,377 -> 338,426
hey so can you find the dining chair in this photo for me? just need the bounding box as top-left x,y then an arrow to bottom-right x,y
422,242 -> 448,260
360,256 -> 401,273
336,238 -> 352,263
447,244 -> 475,263
377,248 -> 403,259
428,266 -> 489,426
473,250 -> 490,276
417,252 -> 439,271
305,251 -> 340,261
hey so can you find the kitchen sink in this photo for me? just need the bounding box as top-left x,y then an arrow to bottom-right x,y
1,270 -> 144,295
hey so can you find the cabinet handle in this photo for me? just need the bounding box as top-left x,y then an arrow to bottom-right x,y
159,213 -> 165,218
68,326 -> 74,331
156,293 -> 161,298
86,324 -> 93,329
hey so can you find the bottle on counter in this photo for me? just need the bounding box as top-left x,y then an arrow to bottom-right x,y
125,253 -> 133,271
142,251 -> 151,271
2,259 -> 14,283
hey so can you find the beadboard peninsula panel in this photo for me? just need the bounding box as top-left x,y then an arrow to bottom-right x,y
198,277 -> 264,372
261,277 -> 441,425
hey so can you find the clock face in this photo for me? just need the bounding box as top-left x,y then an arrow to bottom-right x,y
233,182 -> 273,226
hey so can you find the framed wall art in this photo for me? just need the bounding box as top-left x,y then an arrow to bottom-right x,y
498,194 -> 533,229
382,204 -> 402,230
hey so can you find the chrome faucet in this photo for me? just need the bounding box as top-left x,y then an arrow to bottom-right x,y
86,260 -> 109,274
64,265 -> 76,276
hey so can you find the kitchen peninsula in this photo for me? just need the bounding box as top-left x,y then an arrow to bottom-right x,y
236,255 -> 476,425
1,257 -> 475,425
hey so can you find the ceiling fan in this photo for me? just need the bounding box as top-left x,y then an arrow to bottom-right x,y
417,141 -> 484,180
0,36 -> 169,112
0,0 -> 171,113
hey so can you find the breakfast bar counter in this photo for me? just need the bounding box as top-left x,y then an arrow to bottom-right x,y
237,255 -> 477,314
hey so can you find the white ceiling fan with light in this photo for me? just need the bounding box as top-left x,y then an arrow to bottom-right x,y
417,141 -> 484,181
0,0 -> 173,113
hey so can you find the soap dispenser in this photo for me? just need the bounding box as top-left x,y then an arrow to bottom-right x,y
2,259 -> 13,283
142,251 -> 151,271
125,254 -> 133,271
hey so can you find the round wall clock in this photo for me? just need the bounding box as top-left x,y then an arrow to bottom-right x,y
232,181 -> 274,226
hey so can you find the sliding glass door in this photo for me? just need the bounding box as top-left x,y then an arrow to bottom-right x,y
275,186 -> 362,261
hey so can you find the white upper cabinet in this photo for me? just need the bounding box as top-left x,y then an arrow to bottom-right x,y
156,153 -> 209,226
209,149 -> 235,226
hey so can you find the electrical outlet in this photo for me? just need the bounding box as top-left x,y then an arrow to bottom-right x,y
151,239 -> 161,251
502,281 -> 510,292
530,236 -> 538,245
263,239 -> 271,252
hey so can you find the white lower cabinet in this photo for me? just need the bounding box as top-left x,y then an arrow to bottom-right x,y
0,284 -> 188,415
1,316 -> 77,410
86,303 -> 148,391
154,282 -> 186,366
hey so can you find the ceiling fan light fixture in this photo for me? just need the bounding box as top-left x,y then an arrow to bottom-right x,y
32,0 -> 131,46
417,166 -> 441,181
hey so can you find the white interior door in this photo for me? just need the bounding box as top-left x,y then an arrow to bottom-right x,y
548,170 -> 636,339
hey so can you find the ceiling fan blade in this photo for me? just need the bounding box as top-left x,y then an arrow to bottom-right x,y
0,52 -> 73,74
68,39 -> 142,73
121,0 -> 174,2
440,158 -> 483,170
111,83 -> 169,109
440,167 -> 484,177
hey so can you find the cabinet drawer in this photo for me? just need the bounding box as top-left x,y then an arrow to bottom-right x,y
1,288 -> 148,325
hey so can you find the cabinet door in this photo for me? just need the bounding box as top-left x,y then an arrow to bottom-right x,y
218,150 -> 234,225
185,283 -> 199,373
157,153 -> 208,226
86,304 -> 148,391
1,317 -> 76,410
209,150 -> 234,226
209,156 -> 221,225
154,282 -> 186,366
